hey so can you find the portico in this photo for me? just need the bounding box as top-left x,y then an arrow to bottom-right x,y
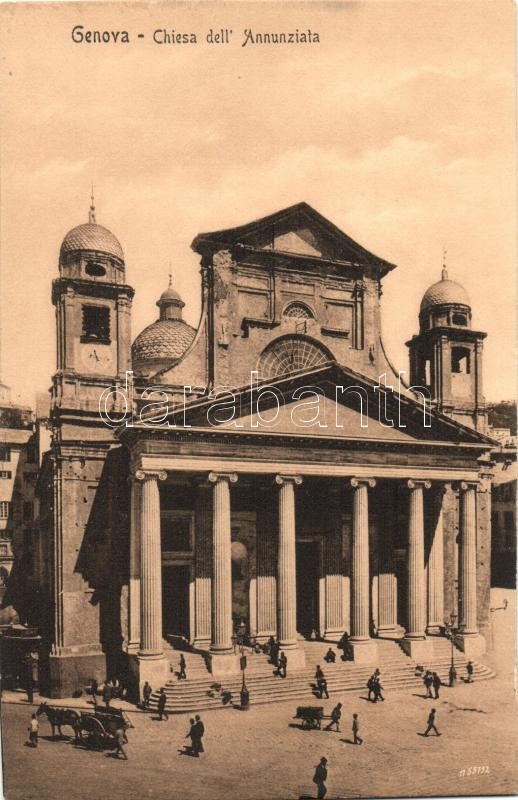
123,381 -> 489,691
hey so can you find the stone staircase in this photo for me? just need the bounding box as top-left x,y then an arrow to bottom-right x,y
147,637 -> 495,714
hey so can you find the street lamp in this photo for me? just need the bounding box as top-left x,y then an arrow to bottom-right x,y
443,612 -> 458,685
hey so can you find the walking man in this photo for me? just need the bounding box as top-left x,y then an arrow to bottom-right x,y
423,707 -> 441,736
114,726 -> 128,760
142,681 -> 152,709
193,714 -> 205,754
352,713 -> 363,745
278,651 -> 287,679
324,702 -> 342,732
466,661 -> 474,683
185,718 -> 198,755
423,671 -> 433,698
28,713 -> 39,748
373,676 -> 384,702
157,687 -> 169,721
315,666 -> 329,699
178,654 -> 187,680
432,672 -> 441,699
312,756 -> 328,800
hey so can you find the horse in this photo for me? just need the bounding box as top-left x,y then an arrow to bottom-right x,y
36,702 -> 80,740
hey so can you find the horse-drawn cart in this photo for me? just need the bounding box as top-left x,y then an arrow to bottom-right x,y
76,707 -> 133,750
294,706 -> 324,730
37,702 -> 133,750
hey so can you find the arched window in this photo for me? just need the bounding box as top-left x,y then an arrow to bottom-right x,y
452,312 -> 468,326
451,346 -> 470,374
282,302 -> 315,319
257,335 -> 333,379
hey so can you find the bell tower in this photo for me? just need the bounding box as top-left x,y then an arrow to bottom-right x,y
52,194 -> 134,409
406,262 -> 487,431
46,198 -> 135,697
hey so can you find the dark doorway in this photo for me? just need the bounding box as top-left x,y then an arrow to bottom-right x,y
296,540 -> 320,638
395,557 -> 407,631
162,565 -> 190,639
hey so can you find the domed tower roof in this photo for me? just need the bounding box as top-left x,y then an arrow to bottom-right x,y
60,223 -> 124,262
59,192 -> 124,266
132,274 -> 195,374
420,267 -> 470,311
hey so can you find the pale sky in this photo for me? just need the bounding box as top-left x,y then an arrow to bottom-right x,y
0,0 -> 516,406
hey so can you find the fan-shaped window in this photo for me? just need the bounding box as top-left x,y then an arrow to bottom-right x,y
283,302 -> 314,319
257,335 -> 333,379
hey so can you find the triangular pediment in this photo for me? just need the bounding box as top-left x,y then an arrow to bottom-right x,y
192,202 -> 396,277
159,363 -> 492,447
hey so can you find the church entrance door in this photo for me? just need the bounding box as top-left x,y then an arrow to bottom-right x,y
162,565 -> 190,640
296,540 -> 320,638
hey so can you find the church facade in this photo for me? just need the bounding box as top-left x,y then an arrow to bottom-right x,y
35,201 -> 494,697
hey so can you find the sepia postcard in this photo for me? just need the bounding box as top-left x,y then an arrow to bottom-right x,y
0,1 -> 516,798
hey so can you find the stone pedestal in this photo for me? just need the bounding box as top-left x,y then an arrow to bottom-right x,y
400,638 -> 435,660
455,633 -> 486,657
49,647 -> 106,699
207,652 -> 241,678
349,639 -> 379,664
130,653 -> 170,697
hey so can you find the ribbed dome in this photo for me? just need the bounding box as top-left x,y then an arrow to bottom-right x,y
132,319 -> 196,366
420,270 -> 470,311
60,223 -> 124,261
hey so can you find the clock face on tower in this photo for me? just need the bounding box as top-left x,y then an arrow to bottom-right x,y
80,343 -> 114,373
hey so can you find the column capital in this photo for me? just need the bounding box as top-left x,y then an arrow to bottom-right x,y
456,481 -> 479,493
134,468 -> 167,482
208,471 -> 238,485
275,474 -> 303,486
407,479 -> 432,490
350,477 -> 376,489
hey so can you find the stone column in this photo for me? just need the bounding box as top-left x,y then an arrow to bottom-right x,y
377,483 -> 399,637
134,469 -> 169,694
128,477 -> 141,651
275,475 -> 306,669
456,482 -> 484,655
426,488 -> 445,633
349,478 -> 377,663
208,472 -> 239,675
402,480 -> 433,659
193,481 -> 212,649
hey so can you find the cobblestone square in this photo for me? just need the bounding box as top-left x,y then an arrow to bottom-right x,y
2,589 -> 516,800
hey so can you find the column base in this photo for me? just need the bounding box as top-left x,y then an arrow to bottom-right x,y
129,653 -> 170,698
377,625 -> 406,640
400,637 -> 434,661
349,639 -> 378,664
192,637 -> 211,650
454,633 -> 486,657
426,625 -> 443,635
323,628 -> 346,642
